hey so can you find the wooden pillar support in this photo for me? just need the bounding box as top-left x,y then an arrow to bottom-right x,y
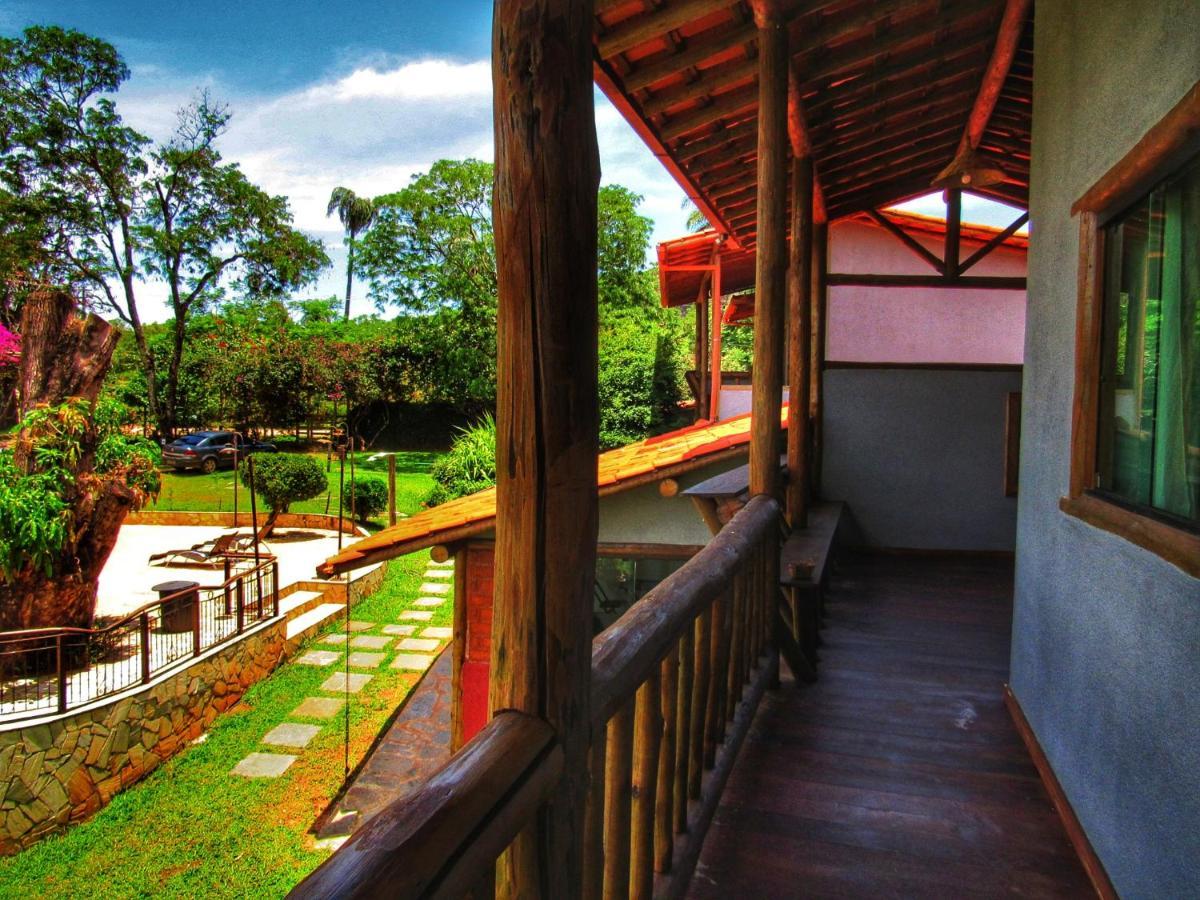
696,297 -> 709,420
944,188 -> 962,281
490,0 -> 600,896
709,256 -> 723,421
810,222 -> 828,498
786,155 -> 814,528
748,6 -> 789,499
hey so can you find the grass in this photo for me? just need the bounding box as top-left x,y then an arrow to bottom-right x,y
0,556 -> 454,899
0,453 -> 448,898
151,450 -> 440,530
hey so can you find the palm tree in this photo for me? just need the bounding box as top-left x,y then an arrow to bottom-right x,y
326,187 -> 377,319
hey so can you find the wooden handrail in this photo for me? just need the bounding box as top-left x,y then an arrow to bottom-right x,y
590,494 -> 779,729
289,710 -> 562,900
293,497 -> 783,898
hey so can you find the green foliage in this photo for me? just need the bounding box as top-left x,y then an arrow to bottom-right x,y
237,453 -> 326,514
0,398 -> 160,580
426,414 -> 497,505
598,308 -> 686,449
346,476 -> 388,521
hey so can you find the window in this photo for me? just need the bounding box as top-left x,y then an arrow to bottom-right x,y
1064,80 -> 1200,577
1095,154 -> 1199,529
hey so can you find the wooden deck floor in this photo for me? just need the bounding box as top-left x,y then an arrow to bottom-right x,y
687,554 -> 1094,899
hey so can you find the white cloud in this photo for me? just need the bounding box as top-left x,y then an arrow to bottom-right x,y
106,55 -> 690,320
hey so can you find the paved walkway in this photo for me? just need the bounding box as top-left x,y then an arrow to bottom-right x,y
316,648 -> 452,839
230,558 -> 454,796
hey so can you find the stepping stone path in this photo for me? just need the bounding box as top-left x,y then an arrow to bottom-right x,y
233,561 -> 457,792
391,653 -> 435,672
293,697 -> 345,719
263,723 -> 322,749
321,672 -> 373,694
350,635 -> 392,650
296,650 -> 341,666
233,752 -> 296,778
397,638 -> 440,653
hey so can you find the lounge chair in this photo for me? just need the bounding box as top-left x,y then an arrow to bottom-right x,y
148,533 -> 252,567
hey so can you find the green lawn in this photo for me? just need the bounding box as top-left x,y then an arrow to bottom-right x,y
151,450 -> 440,530
0,453 -> 449,898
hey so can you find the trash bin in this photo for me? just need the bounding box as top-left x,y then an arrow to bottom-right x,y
152,580 -> 199,633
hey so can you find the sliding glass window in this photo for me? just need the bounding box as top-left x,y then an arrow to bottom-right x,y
1096,152 -> 1199,529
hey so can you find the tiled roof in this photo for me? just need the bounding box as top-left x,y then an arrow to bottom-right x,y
319,409 -> 785,575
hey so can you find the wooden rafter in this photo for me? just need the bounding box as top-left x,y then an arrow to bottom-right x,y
598,0 -> 742,59
934,0 -> 1033,189
957,211 -> 1029,273
866,210 -> 945,274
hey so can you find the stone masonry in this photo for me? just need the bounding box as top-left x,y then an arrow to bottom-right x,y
0,619 -> 289,854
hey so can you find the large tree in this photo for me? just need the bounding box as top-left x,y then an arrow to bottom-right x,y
326,187 -> 377,320
0,27 -> 328,438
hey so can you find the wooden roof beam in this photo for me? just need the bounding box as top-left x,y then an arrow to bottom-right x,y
641,52 -> 758,117
867,209 -> 946,274
797,5 -> 997,90
824,169 -> 947,219
822,129 -> 963,181
789,0 -> 948,57
661,83 -> 757,141
805,54 -> 979,124
675,119 -> 757,160
819,116 -> 965,169
933,0 -> 1033,190
598,0 -> 745,60
813,93 -> 973,149
623,21 -> 757,92
822,143 -> 958,194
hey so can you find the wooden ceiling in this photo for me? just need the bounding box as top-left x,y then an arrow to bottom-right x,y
593,0 -> 1033,247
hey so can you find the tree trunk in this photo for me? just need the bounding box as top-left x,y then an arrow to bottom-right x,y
345,238 -> 355,320
16,290 -> 118,418
256,507 -> 281,542
160,314 -> 187,440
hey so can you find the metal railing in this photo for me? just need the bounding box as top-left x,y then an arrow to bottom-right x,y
292,496 -> 783,899
0,553 -> 279,724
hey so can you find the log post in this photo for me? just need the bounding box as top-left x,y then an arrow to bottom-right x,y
630,672 -> 662,900
709,257 -> 723,420
944,188 -> 962,279
387,454 -> 397,526
810,222 -> 829,498
748,4 -> 789,499
786,155 -> 814,528
490,0 -> 601,896
696,297 -> 709,420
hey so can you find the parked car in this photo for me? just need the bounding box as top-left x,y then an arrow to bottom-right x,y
162,431 -> 277,474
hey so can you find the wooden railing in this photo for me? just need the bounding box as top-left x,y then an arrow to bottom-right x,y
292,495 -> 782,899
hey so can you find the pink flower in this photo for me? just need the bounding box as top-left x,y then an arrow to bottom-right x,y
0,326 -> 20,368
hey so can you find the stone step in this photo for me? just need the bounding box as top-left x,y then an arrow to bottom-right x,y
279,590 -> 326,617
286,603 -> 345,641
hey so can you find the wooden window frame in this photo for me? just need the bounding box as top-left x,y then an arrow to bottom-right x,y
1061,81 -> 1200,578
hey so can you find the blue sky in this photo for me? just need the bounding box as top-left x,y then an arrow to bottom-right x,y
4,2 -> 1019,321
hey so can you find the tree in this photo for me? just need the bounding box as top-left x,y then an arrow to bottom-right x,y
0,27 -> 328,438
326,187 -> 377,320
238,454 -> 326,540
346,477 -> 388,521
0,291 -> 160,632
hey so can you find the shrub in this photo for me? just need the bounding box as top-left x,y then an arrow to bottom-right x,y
425,415 -> 496,506
598,311 -> 684,449
347,476 -> 388,521
238,453 -> 327,537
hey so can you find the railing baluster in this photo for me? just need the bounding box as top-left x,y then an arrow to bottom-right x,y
236,576 -> 245,634
56,634 -> 67,713
703,594 -> 723,767
192,590 -> 202,657
603,699 -> 635,900
140,612 -> 151,684
655,648 -> 678,874
727,569 -> 745,722
688,609 -> 710,799
673,629 -> 692,835
584,725 -> 608,900
630,672 -> 661,900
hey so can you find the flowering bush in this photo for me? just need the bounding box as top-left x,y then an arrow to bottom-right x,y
0,325 -> 19,368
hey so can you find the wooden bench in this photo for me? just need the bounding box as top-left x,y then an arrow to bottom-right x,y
779,502 -> 846,679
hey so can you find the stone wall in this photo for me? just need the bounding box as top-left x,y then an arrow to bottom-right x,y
0,619 -> 288,854
126,509 -> 366,536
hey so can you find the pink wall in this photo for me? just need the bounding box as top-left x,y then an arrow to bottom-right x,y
826,219 -> 1026,365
